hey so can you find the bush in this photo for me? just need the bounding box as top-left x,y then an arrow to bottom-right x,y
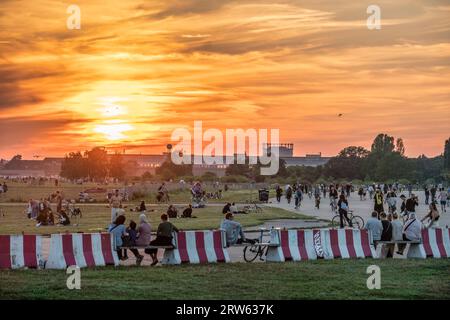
220,175 -> 250,183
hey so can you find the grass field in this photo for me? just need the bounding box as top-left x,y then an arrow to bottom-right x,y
0,204 -> 307,234
0,181 -> 262,204
1,260 -> 449,299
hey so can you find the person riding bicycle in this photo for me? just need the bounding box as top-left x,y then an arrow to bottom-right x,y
337,194 -> 352,228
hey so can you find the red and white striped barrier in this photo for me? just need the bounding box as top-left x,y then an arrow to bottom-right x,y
408,228 -> 450,259
162,230 -> 230,264
266,229 -> 321,262
321,229 -> 377,259
0,235 -> 44,269
46,233 -> 119,269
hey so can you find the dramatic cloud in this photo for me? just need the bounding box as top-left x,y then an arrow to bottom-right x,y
0,0 -> 449,159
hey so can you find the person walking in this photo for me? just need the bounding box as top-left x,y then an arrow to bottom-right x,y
437,188 -> 448,213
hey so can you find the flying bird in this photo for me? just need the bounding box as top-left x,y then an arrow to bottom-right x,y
338,113 -> 343,117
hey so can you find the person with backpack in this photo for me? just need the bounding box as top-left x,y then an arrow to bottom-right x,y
373,189 -> 384,217
294,187 -> 303,209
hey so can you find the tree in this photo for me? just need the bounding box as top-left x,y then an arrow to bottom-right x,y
444,138 -> 450,171
371,133 -> 395,155
109,154 -> 125,181
396,138 -> 406,156
155,158 -> 192,178
84,147 -> 108,181
324,146 -> 369,180
60,152 -> 88,180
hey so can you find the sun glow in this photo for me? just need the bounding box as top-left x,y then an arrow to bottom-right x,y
94,120 -> 134,141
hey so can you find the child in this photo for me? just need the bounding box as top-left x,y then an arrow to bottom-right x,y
123,220 -> 144,265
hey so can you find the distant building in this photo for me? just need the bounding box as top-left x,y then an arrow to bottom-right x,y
0,143 -> 331,177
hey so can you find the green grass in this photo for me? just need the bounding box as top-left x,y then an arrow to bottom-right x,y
0,204 -> 307,235
0,181 -> 262,204
1,260 -> 449,299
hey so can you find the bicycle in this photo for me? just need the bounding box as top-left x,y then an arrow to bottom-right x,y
243,229 -> 268,262
331,210 -> 365,229
243,200 -> 263,214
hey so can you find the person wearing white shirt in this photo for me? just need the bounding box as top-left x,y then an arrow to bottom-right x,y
397,213 -> 422,255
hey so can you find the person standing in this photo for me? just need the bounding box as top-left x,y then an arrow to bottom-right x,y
437,188 -> 448,213
430,185 -> 437,203
374,189 -> 384,217
380,212 -> 393,258
275,185 -> 282,203
405,194 -> 418,219
329,185 -> 338,213
109,189 -> 122,223
424,186 -> 430,205
337,194 -> 352,228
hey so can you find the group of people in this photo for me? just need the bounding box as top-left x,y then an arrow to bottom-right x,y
27,191 -> 71,227
108,213 -> 177,266
364,210 -> 425,257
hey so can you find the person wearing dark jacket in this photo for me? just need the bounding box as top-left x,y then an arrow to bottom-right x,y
337,194 -> 352,228
145,214 -> 179,266
380,212 -> 393,258
374,189 -> 384,216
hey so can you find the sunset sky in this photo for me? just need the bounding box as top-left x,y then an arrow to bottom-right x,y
0,0 -> 449,159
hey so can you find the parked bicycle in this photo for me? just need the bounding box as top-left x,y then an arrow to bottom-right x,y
243,200 -> 263,214
243,229 -> 269,262
331,210 -> 365,228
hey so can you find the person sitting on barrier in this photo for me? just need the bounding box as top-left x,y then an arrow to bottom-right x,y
397,213 -> 422,255
380,212 -> 393,258
167,205 -> 178,219
391,213 -> 403,242
364,211 -> 383,248
222,203 -> 232,214
421,202 -> 440,229
108,215 -> 128,261
220,213 -> 254,246
337,194 -> 352,228
136,213 -> 152,247
145,213 -> 179,266
121,220 -> 144,265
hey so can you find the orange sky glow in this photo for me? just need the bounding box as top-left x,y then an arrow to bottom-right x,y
0,0 -> 449,159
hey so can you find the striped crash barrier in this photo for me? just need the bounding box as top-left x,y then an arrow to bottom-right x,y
46,233 -> 119,269
162,230 -> 230,264
407,227 -> 450,259
0,234 -> 44,269
266,228 -> 377,262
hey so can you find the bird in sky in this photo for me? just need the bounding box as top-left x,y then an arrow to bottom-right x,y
338,113 -> 343,117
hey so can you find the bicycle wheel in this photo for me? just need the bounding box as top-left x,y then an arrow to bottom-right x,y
331,215 -> 341,228
243,244 -> 260,262
351,215 -> 365,229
